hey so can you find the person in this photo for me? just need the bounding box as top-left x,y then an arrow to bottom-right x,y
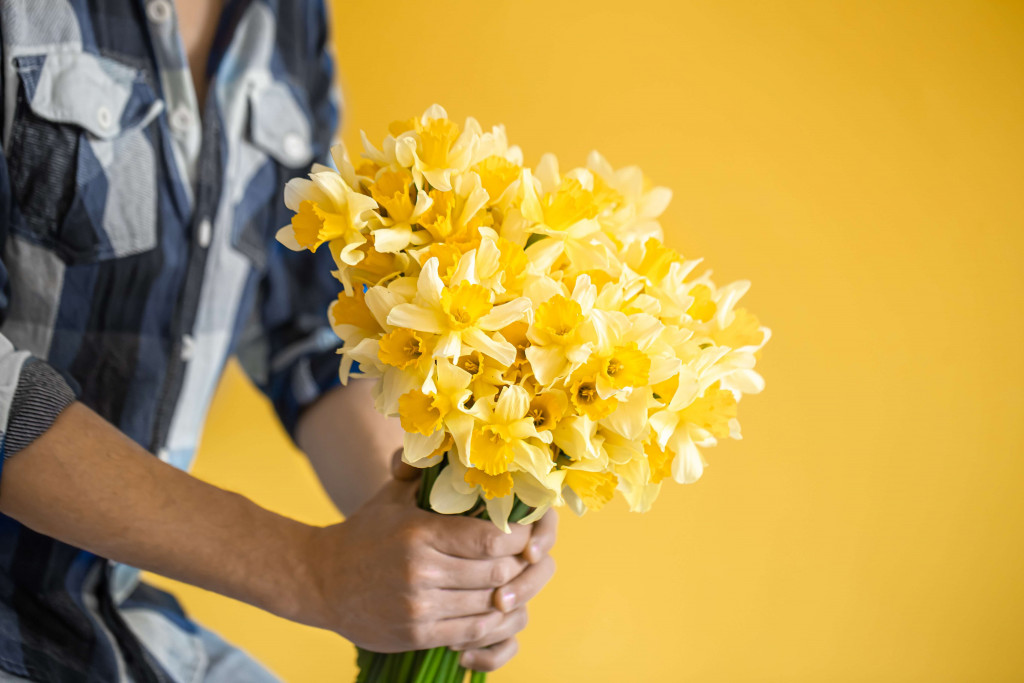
0,1 -> 557,681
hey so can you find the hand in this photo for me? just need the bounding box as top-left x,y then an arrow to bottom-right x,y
391,452 -> 560,671
456,509 -> 558,672
302,474 -> 537,654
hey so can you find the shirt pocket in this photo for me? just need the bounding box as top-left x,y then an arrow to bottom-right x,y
229,79 -> 315,272
8,51 -> 164,265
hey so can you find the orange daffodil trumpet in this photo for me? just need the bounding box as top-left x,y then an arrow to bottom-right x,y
279,104 -> 770,534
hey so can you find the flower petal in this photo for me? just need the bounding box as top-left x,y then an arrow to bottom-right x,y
464,328 -> 516,367
388,304 -> 445,334
477,298 -> 531,330
430,465 -> 480,514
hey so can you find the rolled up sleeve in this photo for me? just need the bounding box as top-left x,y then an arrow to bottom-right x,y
0,141 -> 78,469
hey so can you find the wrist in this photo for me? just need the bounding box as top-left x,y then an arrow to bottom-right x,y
274,522 -> 341,632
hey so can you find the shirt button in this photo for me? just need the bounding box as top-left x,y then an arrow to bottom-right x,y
283,132 -> 308,164
96,106 -> 113,131
146,0 -> 173,24
170,105 -> 195,134
197,218 -> 212,248
180,334 -> 195,362
156,448 -> 171,463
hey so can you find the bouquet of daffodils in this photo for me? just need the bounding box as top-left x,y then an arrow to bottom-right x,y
279,105 -> 768,682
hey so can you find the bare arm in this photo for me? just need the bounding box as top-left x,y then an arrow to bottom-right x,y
296,377 -> 402,515
0,401 -> 539,658
0,402 -> 318,624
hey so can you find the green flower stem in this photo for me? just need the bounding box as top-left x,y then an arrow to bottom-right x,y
355,650 -> 372,683
453,663 -> 468,683
440,648 -> 460,681
395,651 -> 415,681
366,651 -> 386,682
411,647 -> 439,683
470,669 -> 487,683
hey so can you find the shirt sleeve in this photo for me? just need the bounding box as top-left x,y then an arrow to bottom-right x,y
236,0 -> 345,440
0,137 -> 79,468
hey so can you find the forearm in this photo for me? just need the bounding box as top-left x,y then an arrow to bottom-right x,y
0,402 -> 323,627
296,377 -> 404,516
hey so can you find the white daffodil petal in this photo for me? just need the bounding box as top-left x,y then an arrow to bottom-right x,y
477,298 -> 531,330
404,431 -> 444,464
464,328 -> 516,367
430,466 -> 480,514
485,495 -> 514,533
387,304 -> 445,334
275,225 -> 303,251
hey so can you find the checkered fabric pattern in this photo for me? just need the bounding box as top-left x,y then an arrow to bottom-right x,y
0,1 -> 341,680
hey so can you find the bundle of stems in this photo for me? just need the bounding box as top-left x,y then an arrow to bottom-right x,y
354,457 -> 534,683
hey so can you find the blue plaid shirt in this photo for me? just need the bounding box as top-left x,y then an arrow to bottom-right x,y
0,1 -> 342,680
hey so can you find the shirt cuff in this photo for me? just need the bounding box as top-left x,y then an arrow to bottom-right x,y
4,359 -> 77,456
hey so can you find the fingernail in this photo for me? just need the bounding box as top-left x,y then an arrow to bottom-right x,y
497,588 -> 516,612
461,653 -> 474,668
527,542 -> 541,563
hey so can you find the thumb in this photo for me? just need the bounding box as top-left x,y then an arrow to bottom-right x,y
390,448 -> 421,482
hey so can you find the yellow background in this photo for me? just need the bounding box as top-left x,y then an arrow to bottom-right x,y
147,1 -> 1024,680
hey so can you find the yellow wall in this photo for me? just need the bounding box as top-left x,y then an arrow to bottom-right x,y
146,1 -> 1024,680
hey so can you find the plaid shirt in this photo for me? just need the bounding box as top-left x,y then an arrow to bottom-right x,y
0,1 -> 342,681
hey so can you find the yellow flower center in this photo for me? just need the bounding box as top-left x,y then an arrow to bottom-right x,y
528,393 -> 564,431
541,177 -> 599,230
687,284 -> 717,322
637,238 -> 680,282
419,118 -> 461,168
712,308 -> 764,349
591,175 -> 624,212
644,441 -> 674,484
680,382 -> 737,438
291,200 -> 345,251
389,118 -> 417,136
564,470 -> 618,511
350,237 -> 403,286
398,390 -> 443,435
418,189 -> 456,241
456,351 -> 484,377
441,283 -> 493,330
473,156 -> 521,201
329,290 -> 380,334
535,295 -> 584,339
470,428 -> 515,476
370,169 -> 415,222
496,237 -> 528,289
570,379 -> 617,420
378,328 -> 426,369
464,468 -> 514,500
601,343 -> 651,389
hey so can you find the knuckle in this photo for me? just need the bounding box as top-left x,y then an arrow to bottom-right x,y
469,617 -> 489,642
479,532 -> 500,558
407,623 -> 429,649
406,595 -> 429,622
489,560 -> 512,587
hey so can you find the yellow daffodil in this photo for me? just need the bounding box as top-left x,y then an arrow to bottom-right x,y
277,167 -> 378,259
367,168 -> 434,253
587,150 -> 672,247
392,105 -> 479,192
397,359 -> 474,467
387,256 -> 530,366
463,386 -> 552,475
524,275 -> 599,385
284,106 -> 769,532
